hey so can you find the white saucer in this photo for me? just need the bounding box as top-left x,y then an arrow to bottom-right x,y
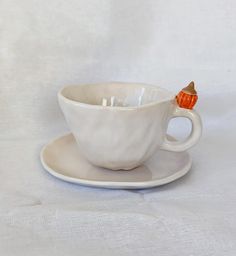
40,133 -> 192,189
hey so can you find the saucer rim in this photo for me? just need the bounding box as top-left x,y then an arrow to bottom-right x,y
40,133 -> 192,189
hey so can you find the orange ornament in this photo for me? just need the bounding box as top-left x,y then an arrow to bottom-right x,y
176,81 -> 198,109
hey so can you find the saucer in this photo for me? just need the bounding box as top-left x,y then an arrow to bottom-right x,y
40,134 -> 192,189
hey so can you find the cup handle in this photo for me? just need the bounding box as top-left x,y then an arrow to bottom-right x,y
160,104 -> 202,152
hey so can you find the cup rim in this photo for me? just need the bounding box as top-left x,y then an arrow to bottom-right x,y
58,82 -> 175,110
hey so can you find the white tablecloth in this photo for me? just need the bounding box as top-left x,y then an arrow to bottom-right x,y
1,0 -> 236,255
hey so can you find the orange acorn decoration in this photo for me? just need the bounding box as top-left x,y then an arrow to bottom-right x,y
176,81 -> 198,109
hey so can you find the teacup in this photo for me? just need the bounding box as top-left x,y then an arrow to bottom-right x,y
58,82 -> 202,170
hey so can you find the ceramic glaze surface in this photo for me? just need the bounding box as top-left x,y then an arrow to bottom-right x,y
40,134 -> 192,189
60,83 -> 173,107
58,83 -> 202,170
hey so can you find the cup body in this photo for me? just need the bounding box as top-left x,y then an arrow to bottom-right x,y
58,83 -> 175,170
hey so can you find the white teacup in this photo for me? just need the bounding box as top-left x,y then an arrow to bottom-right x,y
58,82 -> 202,170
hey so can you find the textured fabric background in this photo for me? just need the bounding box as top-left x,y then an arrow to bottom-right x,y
0,0 -> 236,255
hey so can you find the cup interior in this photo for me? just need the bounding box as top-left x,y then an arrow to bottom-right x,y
60,82 -> 174,108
